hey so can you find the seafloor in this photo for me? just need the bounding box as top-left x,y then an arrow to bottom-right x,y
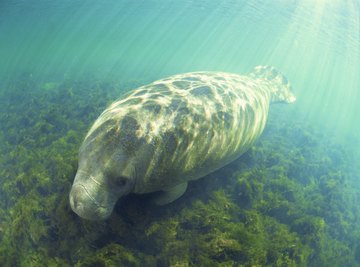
0,74 -> 359,266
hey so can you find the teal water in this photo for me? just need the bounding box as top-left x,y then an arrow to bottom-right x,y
0,0 -> 360,265
1,0 -> 359,139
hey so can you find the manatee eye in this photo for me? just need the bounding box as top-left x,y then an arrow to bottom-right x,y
113,176 -> 128,187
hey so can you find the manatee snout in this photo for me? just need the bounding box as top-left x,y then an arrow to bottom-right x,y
69,182 -> 114,221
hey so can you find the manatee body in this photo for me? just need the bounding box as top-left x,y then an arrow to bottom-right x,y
69,66 -> 296,220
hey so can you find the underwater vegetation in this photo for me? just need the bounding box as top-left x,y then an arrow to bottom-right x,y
0,74 -> 360,266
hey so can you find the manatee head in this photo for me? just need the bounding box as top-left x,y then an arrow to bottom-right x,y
69,118 -> 137,220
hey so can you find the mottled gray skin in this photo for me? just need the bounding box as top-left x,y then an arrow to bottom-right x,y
69,66 -> 296,220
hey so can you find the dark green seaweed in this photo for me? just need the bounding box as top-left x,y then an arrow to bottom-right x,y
0,76 -> 359,266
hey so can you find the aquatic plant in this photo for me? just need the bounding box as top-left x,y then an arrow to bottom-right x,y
0,76 -> 359,265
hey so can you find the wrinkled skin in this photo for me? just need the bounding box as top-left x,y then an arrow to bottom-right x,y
69,121 -> 136,220
69,67 -> 296,220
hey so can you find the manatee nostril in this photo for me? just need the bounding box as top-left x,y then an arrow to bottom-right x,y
72,196 -> 79,209
69,183 -> 112,220
69,192 -> 77,210
69,185 -> 85,211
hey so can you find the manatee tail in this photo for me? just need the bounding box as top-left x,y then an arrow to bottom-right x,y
248,65 -> 296,103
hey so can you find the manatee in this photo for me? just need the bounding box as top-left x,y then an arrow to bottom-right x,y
69,66 -> 296,220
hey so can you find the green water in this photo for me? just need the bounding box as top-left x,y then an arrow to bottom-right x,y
1,1 -> 359,138
0,0 -> 360,265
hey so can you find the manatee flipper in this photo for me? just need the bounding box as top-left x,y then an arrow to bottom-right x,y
154,182 -> 188,205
